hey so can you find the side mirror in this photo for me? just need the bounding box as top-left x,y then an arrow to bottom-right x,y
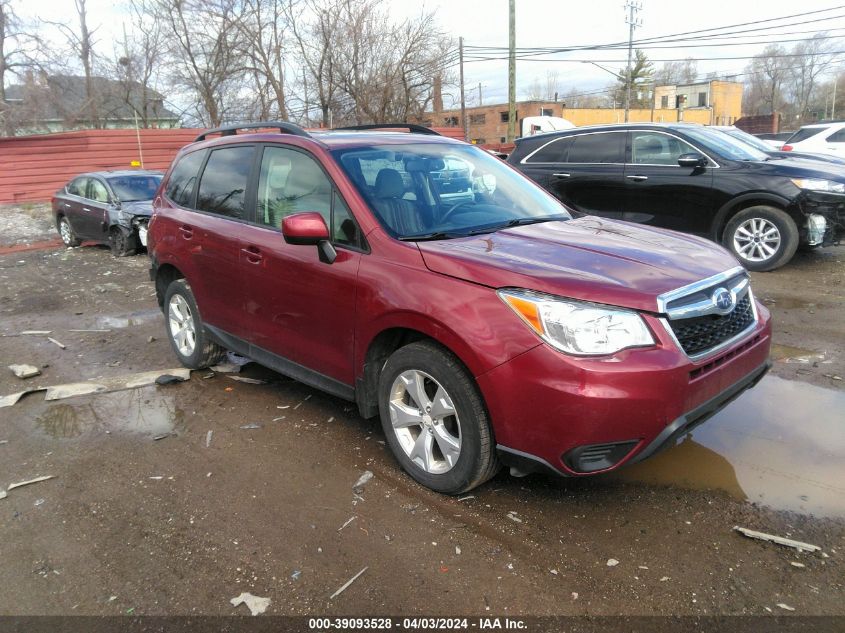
678,153 -> 707,168
281,212 -> 336,264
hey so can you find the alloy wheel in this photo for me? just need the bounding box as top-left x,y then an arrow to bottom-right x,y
388,369 -> 462,474
732,217 -> 781,263
168,294 -> 196,357
59,219 -> 73,245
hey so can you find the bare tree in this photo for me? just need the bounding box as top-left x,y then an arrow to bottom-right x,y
0,0 -> 42,134
236,0 -> 290,120
107,0 -> 167,127
744,45 -> 789,115
152,0 -> 247,126
42,0 -> 100,126
653,58 -> 698,86
787,34 -> 837,122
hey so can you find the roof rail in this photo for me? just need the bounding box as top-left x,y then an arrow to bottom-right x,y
332,123 -> 441,136
194,121 -> 311,142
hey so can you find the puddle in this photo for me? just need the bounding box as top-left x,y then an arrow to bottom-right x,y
612,375 -> 845,517
770,344 -> 825,363
33,387 -> 185,439
96,309 -> 161,329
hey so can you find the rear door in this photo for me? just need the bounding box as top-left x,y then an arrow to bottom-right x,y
537,131 -> 627,219
60,177 -> 89,236
187,144 -> 257,337
238,144 -> 364,387
81,177 -> 112,240
621,130 -> 716,234
822,127 -> 845,156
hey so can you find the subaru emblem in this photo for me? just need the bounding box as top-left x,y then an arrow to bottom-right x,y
712,288 -> 735,313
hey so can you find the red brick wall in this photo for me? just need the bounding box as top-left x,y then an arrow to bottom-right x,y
0,128 -> 201,203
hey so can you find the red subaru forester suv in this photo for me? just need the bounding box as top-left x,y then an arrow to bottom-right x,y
148,122 -> 772,494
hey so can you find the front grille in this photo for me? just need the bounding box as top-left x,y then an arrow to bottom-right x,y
669,294 -> 754,356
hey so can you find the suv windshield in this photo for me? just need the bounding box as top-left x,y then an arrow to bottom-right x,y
332,142 -> 570,240
107,174 -> 163,202
682,127 -> 769,162
719,128 -> 776,153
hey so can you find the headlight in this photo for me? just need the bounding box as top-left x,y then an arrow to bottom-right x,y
498,289 -> 655,355
790,178 -> 845,193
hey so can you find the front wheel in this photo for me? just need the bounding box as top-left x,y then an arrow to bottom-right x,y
163,279 -> 226,369
378,341 -> 500,494
109,227 -> 137,257
723,206 -> 799,272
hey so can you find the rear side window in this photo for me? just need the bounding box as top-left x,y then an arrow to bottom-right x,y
826,128 -> 845,143
785,127 -> 826,145
165,150 -> 206,208
196,146 -> 255,219
568,132 -> 625,163
67,177 -> 87,197
525,137 -> 573,163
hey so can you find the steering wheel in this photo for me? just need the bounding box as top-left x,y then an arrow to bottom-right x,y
440,201 -> 474,223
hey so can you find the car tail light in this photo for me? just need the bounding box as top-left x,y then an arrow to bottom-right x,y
782,144 -> 793,151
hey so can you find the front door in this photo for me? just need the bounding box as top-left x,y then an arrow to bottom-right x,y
239,144 -> 364,387
621,130 -> 716,235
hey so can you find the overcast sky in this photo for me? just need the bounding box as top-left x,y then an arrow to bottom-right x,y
19,0 -> 845,108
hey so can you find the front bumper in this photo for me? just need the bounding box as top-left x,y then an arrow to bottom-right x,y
798,192 -> 845,246
480,302 -> 772,477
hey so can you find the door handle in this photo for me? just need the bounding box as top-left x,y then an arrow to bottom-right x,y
82,207 -> 91,212
64,203 -> 71,208
241,246 -> 263,264
552,173 -> 571,179
626,175 -> 648,182
178,225 -> 193,239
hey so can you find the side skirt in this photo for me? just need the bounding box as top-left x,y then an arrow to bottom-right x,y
204,324 -> 355,402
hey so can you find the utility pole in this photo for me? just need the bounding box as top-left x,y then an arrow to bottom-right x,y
478,82 -> 483,106
624,1 -> 641,123
459,36 -> 468,141
507,0 -> 516,142
833,73 -> 838,119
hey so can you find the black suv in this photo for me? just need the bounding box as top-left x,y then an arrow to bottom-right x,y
507,123 -> 845,271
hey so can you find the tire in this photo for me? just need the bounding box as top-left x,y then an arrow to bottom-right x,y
109,227 -> 137,257
57,216 -> 81,247
378,341 -> 500,494
723,206 -> 799,272
163,279 -> 226,369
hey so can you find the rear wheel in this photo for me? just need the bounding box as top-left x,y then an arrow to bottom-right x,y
378,341 -> 499,494
163,279 -> 226,369
57,216 -> 80,247
723,206 -> 798,272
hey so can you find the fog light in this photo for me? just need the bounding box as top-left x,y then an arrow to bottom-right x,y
806,214 -> 827,246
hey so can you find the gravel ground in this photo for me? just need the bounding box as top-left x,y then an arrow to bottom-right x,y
0,203 -> 56,247
0,233 -> 842,619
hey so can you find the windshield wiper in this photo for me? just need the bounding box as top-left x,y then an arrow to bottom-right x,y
466,215 -> 569,235
398,231 -> 465,242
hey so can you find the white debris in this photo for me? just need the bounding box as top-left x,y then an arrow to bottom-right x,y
7,475 -> 55,492
230,592 -> 271,616
353,470 -> 374,490
571,592 -> 578,600
329,567 -> 368,600
210,363 -> 240,374
734,526 -> 821,553
8,364 -> 40,379
606,558 -> 620,567
456,546 -> 462,555
660,576 -> 670,582
47,337 -> 66,349
227,376 -> 267,384
777,603 -> 795,612
0,490 -> 6,500
206,430 -> 213,448
506,511 -> 523,523
21,330 -> 51,335
338,516 -> 356,531
790,562 -> 806,568
0,391 -> 34,408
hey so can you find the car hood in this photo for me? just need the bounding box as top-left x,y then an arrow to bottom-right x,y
742,157 -> 845,180
417,217 -> 740,313
121,201 -> 153,217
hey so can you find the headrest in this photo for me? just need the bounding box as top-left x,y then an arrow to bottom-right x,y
375,169 -> 404,198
